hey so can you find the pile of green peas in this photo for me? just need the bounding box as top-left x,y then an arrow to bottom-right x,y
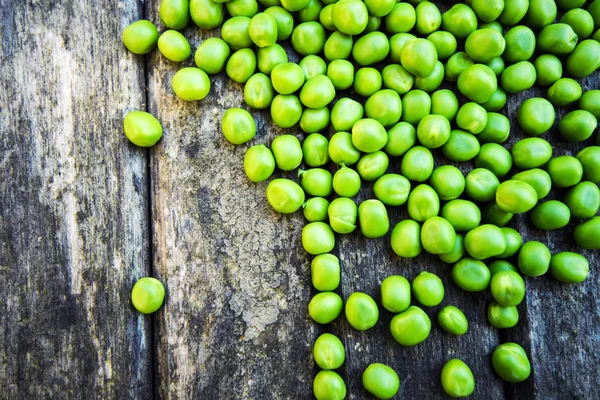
120,0 -> 600,397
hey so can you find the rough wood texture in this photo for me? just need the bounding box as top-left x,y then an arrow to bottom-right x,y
0,1 -> 152,398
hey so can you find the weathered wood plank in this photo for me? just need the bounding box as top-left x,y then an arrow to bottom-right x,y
0,1 -> 152,398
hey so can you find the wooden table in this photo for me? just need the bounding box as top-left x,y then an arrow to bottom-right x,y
1,1 -> 599,398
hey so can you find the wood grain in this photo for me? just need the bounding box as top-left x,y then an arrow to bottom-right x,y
0,1 -> 152,398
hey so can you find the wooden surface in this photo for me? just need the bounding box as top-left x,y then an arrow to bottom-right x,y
0,0 -> 599,399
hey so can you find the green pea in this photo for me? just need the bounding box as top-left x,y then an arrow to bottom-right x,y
385,3 -> 416,34
442,4 -> 478,39
574,217 -> 600,250
330,98 -> 363,133
365,90 -> 402,128
357,152 -> 389,182
496,180 -> 538,213
475,144 -> 512,176
537,23 -> 578,56
498,228 -> 523,259
331,0 -> 369,35
401,39 -> 438,78
492,343 -> 531,383
389,33 -> 418,63
458,64 -> 497,104
226,0 -> 258,17
270,94 -> 301,128
260,0 -> 280,6
319,4 -> 336,30
441,130 -> 481,162
577,146 -> 600,183
354,67 -> 383,97
565,181 -> 600,219
525,0 -> 557,29
266,178 -> 305,214
517,98 -> 555,137
304,197 -> 330,223
264,6 -> 294,40
547,156 -> 583,188
313,370 -> 346,400
481,88 -> 508,112
329,131 -> 361,166
297,0 -> 323,22
439,234 -> 465,264
561,8 -> 595,39
131,277 -> 165,314
438,307 -> 469,336
271,62 -> 304,95
195,38 -> 230,74
488,302 -> 519,329
465,224 -> 507,260
456,102 -> 488,135
221,16 -> 253,49
465,168 -> 500,202
401,146 -> 434,182
414,1 -> 441,35
445,52 -> 475,82
429,166 -> 465,201
364,0 -> 395,18
511,138 -> 552,171
324,31 -> 353,61
511,168 -> 552,199
291,22 -> 326,55
244,73 -> 274,109
308,291 -> 342,323
416,114 -> 450,149
381,275 -> 411,313
226,48 -> 256,83
352,118 -> 387,153
490,271 -> 525,306
412,271 -> 445,307
401,90 -> 431,126
123,111 -> 163,147
391,219 -> 423,258
559,110 -> 598,142
328,197 -> 357,234
441,359 -> 475,398
390,306 -> 431,346
427,31 -> 457,61
501,26 -> 535,65
300,168 -> 333,197
303,133 -> 330,167
326,60 -> 354,90
517,241 -> 551,277
362,364 -> 400,400
498,0 -> 530,26
352,31 -> 390,67
300,107 -> 330,133
244,144 -> 275,182
384,122 -> 415,157
579,90 -> 600,119
478,112 -> 510,144
441,200 -> 481,232
465,29 -> 506,63
452,258 -> 491,292
548,78 -> 582,107
421,216 -> 456,255
257,43 -> 287,75
311,253 -> 340,291
313,333 -> 345,370
557,0 -> 586,10
358,199 -> 390,239
159,0 -> 189,29
332,166 -> 361,198
271,134 -> 302,170
222,108 -> 256,145
172,67 -> 210,101
482,203 -> 513,227
431,90 -> 458,121
534,54 -> 563,86
531,200 -> 571,231
345,292 -> 379,330
489,260 -> 519,276
303,222 -> 336,255
501,61 -> 537,94
407,184 -> 439,222
550,251 -> 590,282
300,75 -> 336,109
190,0 -> 223,29
590,0 -> 600,28
486,57 -> 505,77
122,20 -> 158,55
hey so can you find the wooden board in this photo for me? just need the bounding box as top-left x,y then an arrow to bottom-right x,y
0,1 -> 152,398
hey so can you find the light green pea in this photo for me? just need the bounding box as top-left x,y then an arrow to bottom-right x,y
385,3 -> 416,34
417,114 -> 451,149
488,302 -> 519,329
458,64 -> 498,104
440,199 -> 481,232
496,180 -> 538,213
331,98 -> 364,132
490,271 -> 525,306
272,134 -> 302,171
401,38 -> 438,78
160,0 -> 189,29
498,0 -> 529,26
270,94 -> 302,128
381,275 -> 411,313
438,306 -> 468,336
221,108 -> 256,145
271,62 -> 305,95
391,220 -> 422,258
329,131 -> 361,166
579,90 -> 600,119
564,181 -> 600,219
384,122 -> 416,157
328,197 -> 358,234
412,271 -> 444,307
548,78 -> 583,107
566,39 -> 600,78
195,38 -> 230,74
511,138 -> 552,170
324,31 -> 353,61
465,168 -> 500,202
302,133 -> 330,168
244,144 -> 275,182
353,31 -> 390,66
226,48 -> 256,83
358,199 -> 389,239
226,0 -> 259,17
300,168 -> 333,197
414,1 -> 441,35
266,178 -> 305,214
501,61 -> 537,94
244,73 -> 274,109
429,165 -> 465,201
122,20 -> 159,55
421,216 -> 456,255
517,97 -> 555,137
535,54 -> 563,86
362,364 -> 400,400
401,90 -> 431,126
401,146 -> 434,182
327,60 -> 354,90
492,343 -> 531,382
427,31 -> 457,60
389,33 -> 417,63
441,130 -> 481,162
511,169 -> 552,200
550,251 -> 590,282
172,67 -> 210,101
300,107 -> 330,134
503,25 -> 536,64
525,0 -> 557,30
300,75 -> 336,108
131,277 -> 165,314
445,52 -> 474,82
123,111 -> 163,147
313,333 -> 345,370
221,16 -> 253,49
558,110 -> 598,142
486,57 -> 505,76
456,102 -> 488,134
257,44 -> 287,75
547,156 -> 583,188
311,253 -> 340,291
408,184 -> 440,222
313,371 -> 346,400
438,234 -> 465,264
345,292 -> 379,330
441,359 -> 475,398
482,88 -> 508,112
574,217 -> 600,250
308,292 -> 342,323
518,241 -> 551,277
352,118 -> 387,153
537,23 -> 578,56
332,166 -> 361,198
365,90 -> 402,128
303,222 -> 335,255
354,67 -> 383,97
442,4 -> 477,39
297,0 -> 323,22
264,6 -> 294,41
474,143 -> 513,178
465,224 -> 507,260
390,306 -> 431,346
431,89 -> 459,121
452,258 -> 491,292
357,151 -> 389,182
478,112 -> 510,144
292,21 -> 326,55
303,197 -> 330,223
190,0 -> 223,29
465,29 -> 506,63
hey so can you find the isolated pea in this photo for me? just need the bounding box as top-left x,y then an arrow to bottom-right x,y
304,197 -> 330,223
266,179 -> 305,215
456,102 -> 488,134
345,292 -> 379,330
502,26 -> 535,65
441,130 -> 480,162
311,253 -> 340,291
308,291 -> 342,323
313,333 -> 345,370
441,359 -> 475,398
550,251 -> 590,283
488,302 -> 519,329
272,134 -> 302,171
574,217 -> 600,250
567,39 -> 600,78
159,0 -> 189,29
358,199 -> 389,239
547,156 -> 583,188
501,61 -> 537,94
257,44 -> 287,75
491,271 -> 525,306
465,168 -> 499,202
313,370 -> 346,400
226,48 -> 256,83
412,271 -> 444,307
498,228 -> 523,259
490,260 -> 519,276
482,88 -> 508,112
559,110 -> 598,142
172,67 -> 211,101
430,90 -> 458,121
381,275 -> 411,313
482,203 -> 513,227
131,277 -> 165,314
511,138 -> 553,170
222,108 -> 256,145
352,119 -> 387,153
226,0 -> 258,17
384,122 -> 416,157
244,145 -> 275,183
534,54 -> 563,86
430,166 -> 465,201
465,224 -> 507,260
421,216 -> 456,255
362,364 -> 400,400
300,107 -> 330,133
270,95 -> 302,128
458,64 -> 497,104
531,200 -> 571,231
580,90 -> 600,119
354,67 -> 382,97
561,8 -> 595,39
516,98 -> 555,137
565,182 -> 600,219
122,20 -> 158,55
445,52 -> 474,82
441,200 -> 481,232
478,113 -> 510,144
324,31 -> 353,61
329,131 -> 361,166
391,219 -> 423,258
390,306 -> 431,346
512,169 -> 552,200
385,3 -> 417,34
328,198 -> 358,234
190,0 -> 223,29
302,134 -> 329,168
548,78 -> 582,107
401,90 -> 431,126
517,241 -> 551,277
123,111 -> 163,147
442,4 -> 477,39
439,234 -> 465,264
492,343 -> 531,384
438,306 -> 468,336
331,0 -> 368,35
300,75 -> 336,109
365,90 -> 402,128
465,29 -> 506,63
452,258 -> 491,292
498,0 -> 529,26
401,39 -> 438,78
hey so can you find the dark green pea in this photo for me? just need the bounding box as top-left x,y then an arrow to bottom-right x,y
412,271 -> 444,307
550,251 -> 590,282
442,130 -> 481,162
441,200 -> 481,232
445,52 -> 474,82
391,220 -> 423,258
390,306 -> 431,346
430,165 -> 465,201
300,168 -> 333,197
512,168 -> 552,200
442,4 -> 478,39
561,8 -> 595,39
498,228 -> 523,259
226,0 -> 258,18
401,38 -> 438,78
345,292 -> 379,331
590,0 -> 600,28
244,144 -> 275,182
401,146 -> 434,182
244,73 -> 274,109
352,118 -> 387,153
353,31 -> 390,67
313,370 -> 346,400
579,90 -> 600,119
195,38 -> 230,75
482,88 -> 508,112
525,0 -> 557,30
303,222 -> 335,255
329,131 -> 361,166
324,31 -> 353,61
385,3 -> 417,34
488,302 -> 519,329
328,198 -> 357,234
226,48 -> 257,83
452,257 -> 491,292
327,60 -> 354,90
557,0 -> 586,10
221,16 -> 253,49
402,90 -> 431,126
354,67 -> 383,97
441,359 -> 475,398
565,181 -> 600,219
266,178 -> 305,214
362,364 -> 400,400
299,55 -> 327,79
382,64 -> 415,95
575,217 -> 600,249
272,134 -> 302,171
302,133 -> 330,167
381,275 -> 411,313
304,197 -> 330,223
511,138 -> 552,170
160,0 -> 190,29
478,113 -> 510,144
548,78 -> 582,106
421,216 -> 456,255
427,31 -> 457,60
492,343 -> 531,382
482,203 -> 513,227
300,107 -> 330,134
257,44 -> 287,75
465,224 -> 507,260
190,0 -> 223,29
491,271 -> 525,306
458,64 -> 498,104
331,98 -> 363,133
414,61 -> 445,93
417,114 -> 450,149
486,57 -> 505,76
264,7 -> 294,40
408,184 -> 440,222
456,102 -> 488,134
501,61 -> 537,94
534,54 -> 563,86
578,146 -> 600,183
357,151 -> 389,182
431,90 -> 459,121
389,33 -> 417,63
313,332 -> 344,370
122,20 -> 159,55
517,241 -> 551,276
465,29 -> 506,63
498,0 -> 529,26
359,199 -> 390,239
516,97 -> 555,136
365,90 -> 402,128
489,260 -> 519,276
308,292 -> 342,323
559,110 -> 598,142
474,143 -> 513,178
439,234 -> 466,264
503,25 -> 536,64
496,180 -> 538,213
537,23 -> 578,56
530,200 -> 571,231
292,22 -> 326,55
300,75 -> 336,109
547,156 -> 583,188
465,168 -> 500,202
333,166 -> 361,198
385,122 -> 416,157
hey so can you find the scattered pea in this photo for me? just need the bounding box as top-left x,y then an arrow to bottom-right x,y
131,277 -> 165,314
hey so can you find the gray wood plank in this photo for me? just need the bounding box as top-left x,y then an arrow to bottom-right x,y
0,1 -> 152,398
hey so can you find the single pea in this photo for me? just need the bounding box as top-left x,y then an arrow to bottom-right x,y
123,111 -> 163,147
516,98 -> 555,137
456,102 -> 488,135
385,3 -> 417,34
441,359 -> 475,398
244,73 -> 274,109
300,107 -> 330,134
362,364 -> 400,400
226,48 -> 257,83
304,197 -> 330,223
319,4 -> 336,31
357,152 -> 389,182
300,75 -> 336,109
291,22 -> 326,56
352,31 -> 390,67
395,61 -> 429,93
313,370 -> 346,400
429,166 -> 465,201
271,134 -> 302,171
452,258 -> 491,292
414,1 -> 441,35
421,216 -> 456,255
482,88 -> 508,112
297,0 -> 323,22
548,78 -> 582,107
122,20 -> 159,54
496,180 -> 538,213
431,89 -> 459,121
577,146 -> 600,182
248,13 -> 278,48
533,55 -> 563,91
345,292 -> 379,330
416,114 -> 451,149
441,130 -> 481,162
302,133 -> 329,168
131,277 -> 165,314
423,32 -> 455,63
331,98 -> 363,132
558,110 -> 598,142
501,61 -> 537,94
490,271 -> 526,306
458,64 -> 498,104
478,112 -> 510,144
324,31 -> 353,61
412,271 -> 445,307
486,57 -> 505,77
381,275 -> 411,313
590,0 -> 600,28
471,0 -> 503,21
308,291 -> 342,323
328,197 -> 357,234
465,224 -> 507,260
271,62 -> 304,95
488,302 -> 519,329
574,217 -> 600,250
303,222 -> 336,255
157,30 -> 190,63
190,0 -> 224,30
300,168 -> 333,197
332,166 -> 361,198
489,260 -> 519,276
329,131 -> 361,166
465,29 -> 506,63
482,203 -> 514,227
195,38 -> 230,74
354,67 -> 382,97
226,0 -> 258,17
313,333 -> 345,370
327,59 -> 354,90
257,44 -> 287,75
557,0 -> 586,10
492,343 -> 531,382
358,199 -> 390,239
365,90 -> 402,128
512,168 -> 552,199
561,8 -> 595,39
401,90 -> 431,126
498,228 -> 523,259
502,25 -> 536,65
511,137 -> 553,170
564,181 -> 600,219
517,241 -> 551,277
266,178 -> 305,214
547,156 -> 583,188
389,33 -> 418,64
536,23 -> 578,58
244,144 -> 275,182
550,251 -> 590,282
311,253 -> 340,291
440,200 -> 481,232
352,118 -> 387,153
332,0 -> 368,35
579,90 -> 600,119
530,200 -> 571,231
384,122 -> 415,157
221,16 -> 253,49
401,38 -> 438,78
566,39 -> 600,78
465,168 -> 500,202
281,0 -> 310,12
270,94 -> 302,128
299,55 -> 327,80
442,4 -> 478,39
172,67 -> 210,101
222,108 -> 256,145
439,234 -> 465,264
390,306 -> 431,346
391,219 -> 423,258
160,0 -> 189,28
445,52 -> 475,82
438,306 -> 468,336
525,0 -> 557,29
407,184 -> 439,222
